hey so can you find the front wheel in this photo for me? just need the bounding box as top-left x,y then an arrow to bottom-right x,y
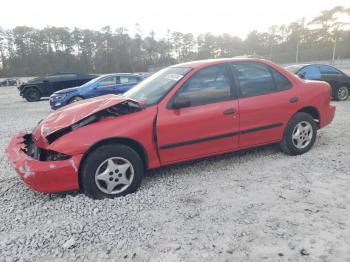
334,86 -> 349,101
80,144 -> 144,199
23,88 -> 41,102
280,112 -> 317,155
68,96 -> 84,104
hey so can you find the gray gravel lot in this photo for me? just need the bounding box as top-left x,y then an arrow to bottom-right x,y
0,86 -> 349,261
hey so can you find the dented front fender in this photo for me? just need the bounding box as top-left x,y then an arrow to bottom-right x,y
46,106 -> 161,169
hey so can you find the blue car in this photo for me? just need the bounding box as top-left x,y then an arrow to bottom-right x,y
49,73 -> 145,110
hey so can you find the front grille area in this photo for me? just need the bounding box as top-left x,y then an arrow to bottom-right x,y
23,134 -> 41,160
22,134 -> 70,161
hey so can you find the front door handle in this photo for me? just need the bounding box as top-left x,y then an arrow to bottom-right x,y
223,108 -> 236,115
289,97 -> 299,103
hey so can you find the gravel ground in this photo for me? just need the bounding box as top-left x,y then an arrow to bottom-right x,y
0,86 -> 349,262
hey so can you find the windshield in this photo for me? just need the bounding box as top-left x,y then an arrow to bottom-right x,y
285,65 -> 304,74
124,67 -> 192,106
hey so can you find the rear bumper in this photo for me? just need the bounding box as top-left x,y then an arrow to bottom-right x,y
320,104 -> 336,128
5,132 -> 81,193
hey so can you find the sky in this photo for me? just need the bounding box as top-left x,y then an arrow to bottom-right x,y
1,0 -> 349,39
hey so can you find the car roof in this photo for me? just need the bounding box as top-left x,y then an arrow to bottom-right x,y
172,57 -> 273,69
100,73 -> 141,77
48,72 -> 85,75
287,63 -> 341,68
287,63 -> 310,68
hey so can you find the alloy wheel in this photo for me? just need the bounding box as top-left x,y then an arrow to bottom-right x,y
337,86 -> 349,101
94,157 -> 134,195
292,121 -> 313,149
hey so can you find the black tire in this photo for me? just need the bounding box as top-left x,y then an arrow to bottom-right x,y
68,96 -> 84,104
280,112 -> 317,156
80,144 -> 144,199
334,86 -> 349,101
23,87 -> 41,102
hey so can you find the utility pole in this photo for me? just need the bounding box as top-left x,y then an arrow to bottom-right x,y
269,44 -> 273,61
296,41 -> 300,64
331,37 -> 337,65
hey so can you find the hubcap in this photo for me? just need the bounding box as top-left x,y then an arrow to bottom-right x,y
95,157 -> 134,195
338,87 -> 349,100
292,121 -> 313,149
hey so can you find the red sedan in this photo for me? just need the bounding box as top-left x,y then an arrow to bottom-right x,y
6,58 -> 336,198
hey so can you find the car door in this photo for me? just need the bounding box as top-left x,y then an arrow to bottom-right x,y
318,65 -> 342,88
41,76 -> 56,96
230,61 -> 300,148
51,74 -> 75,92
93,76 -> 118,96
156,64 -> 239,164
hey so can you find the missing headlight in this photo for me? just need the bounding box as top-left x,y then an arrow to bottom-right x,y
23,134 -> 70,161
43,150 -> 71,161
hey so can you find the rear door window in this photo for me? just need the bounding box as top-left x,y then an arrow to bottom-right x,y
230,62 -> 276,97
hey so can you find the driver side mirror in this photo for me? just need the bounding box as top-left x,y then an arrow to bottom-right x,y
172,96 -> 191,109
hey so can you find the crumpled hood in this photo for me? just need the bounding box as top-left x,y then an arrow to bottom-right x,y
53,86 -> 80,95
34,95 -> 134,140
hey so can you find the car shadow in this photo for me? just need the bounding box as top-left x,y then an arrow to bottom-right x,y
144,144 -> 279,179
31,144 -> 280,201
13,98 -> 50,104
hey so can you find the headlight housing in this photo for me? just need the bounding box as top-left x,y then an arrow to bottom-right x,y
51,94 -> 66,101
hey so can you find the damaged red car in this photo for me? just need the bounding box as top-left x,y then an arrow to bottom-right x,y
6,58 -> 336,198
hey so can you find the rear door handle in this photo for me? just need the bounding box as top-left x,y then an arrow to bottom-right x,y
289,97 -> 299,103
223,108 -> 236,115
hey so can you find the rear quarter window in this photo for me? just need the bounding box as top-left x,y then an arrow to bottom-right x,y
271,68 -> 292,91
318,65 -> 340,75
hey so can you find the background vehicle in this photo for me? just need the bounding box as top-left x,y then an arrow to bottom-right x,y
18,73 -> 97,102
49,73 -> 146,110
0,78 -> 17,86
6,58 -> 335,199
286,64 -> 350,101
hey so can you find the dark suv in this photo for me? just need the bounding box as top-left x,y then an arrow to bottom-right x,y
286,64 -> 350,101
18,73 -> 97,102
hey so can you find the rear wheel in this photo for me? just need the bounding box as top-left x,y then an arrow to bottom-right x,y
23,88 -> 41,102
80,144 -> 144,199
280,112 -> 317,155
334,86 -> 349,101
68,96 -> 83,104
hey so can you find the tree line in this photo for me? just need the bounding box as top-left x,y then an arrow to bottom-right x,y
0,6 -> 349,77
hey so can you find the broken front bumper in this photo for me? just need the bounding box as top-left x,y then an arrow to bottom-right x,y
5,132 -> 81,193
